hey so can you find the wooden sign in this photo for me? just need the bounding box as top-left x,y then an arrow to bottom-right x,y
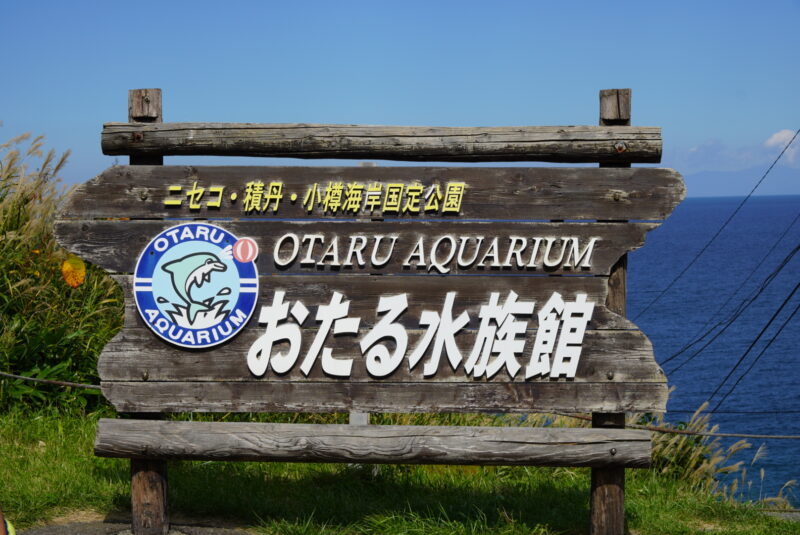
56,164 -> 684,414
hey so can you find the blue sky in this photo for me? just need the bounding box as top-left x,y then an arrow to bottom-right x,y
2,1 -> 798,196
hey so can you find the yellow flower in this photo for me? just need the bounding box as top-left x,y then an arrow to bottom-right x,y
61,254 -> 86,288
32,249 -> 41,254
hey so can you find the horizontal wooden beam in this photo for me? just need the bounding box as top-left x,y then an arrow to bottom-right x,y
110,273 -> 637,331
58,166 -> 685,221
101,123 -> 662,163
100,381 -> 668,414
55,220 -> 655,276
95,419 -> 652,468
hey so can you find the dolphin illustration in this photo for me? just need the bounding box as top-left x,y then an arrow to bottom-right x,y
161,252 -> 227,324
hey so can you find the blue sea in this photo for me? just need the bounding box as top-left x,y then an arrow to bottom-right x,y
628,195 -> 800,505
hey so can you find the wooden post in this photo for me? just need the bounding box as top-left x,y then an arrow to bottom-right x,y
131,459 -> 168,535
129,89 -> 163,166
590,88 -> 631,535
128,88 -> 169,535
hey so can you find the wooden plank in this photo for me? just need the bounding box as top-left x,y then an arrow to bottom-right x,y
101,123 -> 662,163
100,381 -> 668,414
56,166 -> 685,221
113,273 -> 635,331
97,275 -> 665,384
100,328 -> 662,383
349,412 -> 369,425
55,220 -> 656,276
95,419 -> 652,468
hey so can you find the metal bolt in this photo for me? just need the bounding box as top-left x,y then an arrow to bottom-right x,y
142,370 -> 149,381
606,371 -> 614,380
610,448 -> 617,456
132,132 -> 144,142
614,142 -> 628,153
139,190 -> 149,201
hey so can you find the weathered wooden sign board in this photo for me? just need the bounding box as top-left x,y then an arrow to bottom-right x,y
57,165 -> 683,413
54,88 -> 685,535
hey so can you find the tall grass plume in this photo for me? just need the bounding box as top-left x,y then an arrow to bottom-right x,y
0,134 -> 122,410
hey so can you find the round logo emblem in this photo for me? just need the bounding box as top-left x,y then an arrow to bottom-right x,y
133,223 -> 259,348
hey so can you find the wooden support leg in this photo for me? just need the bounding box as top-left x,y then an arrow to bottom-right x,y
131,458 -> 169,535
591,88 -> 632,535
590,413 -> 625,535
126,89 -> 167,535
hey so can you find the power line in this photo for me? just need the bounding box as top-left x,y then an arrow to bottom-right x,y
661,209 -> 800,368
3,369 -> 799,440
711,298 -> 800,412
634,128 -> 800,322
705,280 -> 800,405
667,409 -> 800,415
552,412 -> 800,440
0,371 -> 101,390
663,243 -> 800,373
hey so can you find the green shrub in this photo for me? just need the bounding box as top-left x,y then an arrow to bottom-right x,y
0,134 -> 122,410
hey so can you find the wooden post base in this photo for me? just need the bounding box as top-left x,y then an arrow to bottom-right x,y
131,459 -> 168,535
590,413 -> 625,535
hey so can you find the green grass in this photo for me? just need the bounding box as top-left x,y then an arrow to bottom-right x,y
1,409 -> 797,535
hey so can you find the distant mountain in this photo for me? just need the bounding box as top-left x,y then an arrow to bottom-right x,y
683,165 -> 799,197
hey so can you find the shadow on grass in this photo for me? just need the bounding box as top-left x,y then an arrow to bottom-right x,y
110,460 -> 593,532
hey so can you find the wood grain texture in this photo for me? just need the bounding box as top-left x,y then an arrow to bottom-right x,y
101,123 -> 661,163
599,89 -> 631,126
97,273 -> 667,411
128,89 -> 163,167
100,381 -> 668,414
57,165 -> 685,221
99,276 -> 663,384
591,412 -> 627,535
55,220 -> 656,276
129,89 -> 162,122
131,458 -> 168,535
101,327 -> 662,383
592,88 -> 634,535
113,274 -> 633,331
128,89 -> 167,535
95,419 -> 652,468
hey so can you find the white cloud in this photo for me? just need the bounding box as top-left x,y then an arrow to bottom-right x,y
764,129 -> 799,164
662,131 -> 800,175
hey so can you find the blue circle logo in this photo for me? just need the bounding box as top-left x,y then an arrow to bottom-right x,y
133,223 -> 259,348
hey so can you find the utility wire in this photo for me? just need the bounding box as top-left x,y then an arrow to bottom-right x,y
634,128 -> 800,321
664,243 -> 800,373
661,209 -> 800,367
668,409 -> 800,415
0,370 -> 101,390
552,412 -> 800,440
705,280 -> 800,405
2,370 -> 799,439
711,298 -> 800,412
669,240 -> 800,367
